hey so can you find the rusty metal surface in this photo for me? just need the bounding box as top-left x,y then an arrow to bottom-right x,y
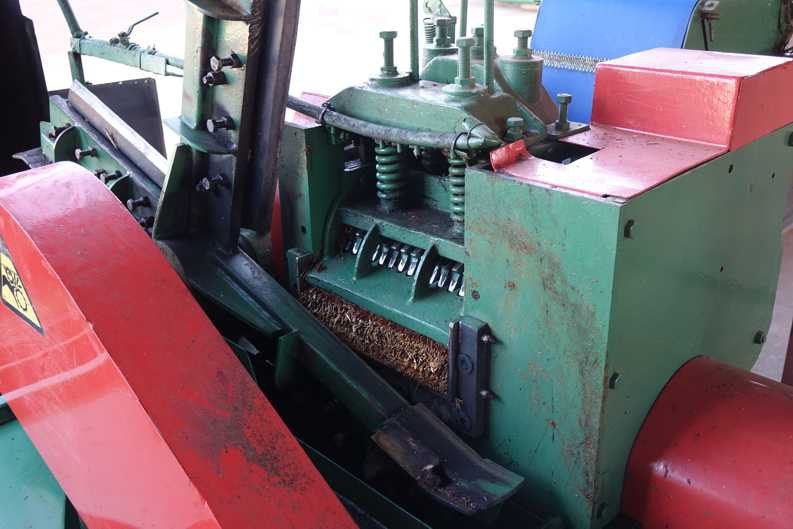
300,287 -> 449,392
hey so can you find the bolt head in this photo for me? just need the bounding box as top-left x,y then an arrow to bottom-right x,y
456,37 -> 474,48
557,93 -> 573,105
436,17 -> 452,27
202,71 -> 227,86
380,31 -> 397,40
206,117 -> 232,133
473,26 -> 484,37
515,29 -> 533,39
457,354 -> 474,374
209,55 -> 225,72
197,178 -> 212,192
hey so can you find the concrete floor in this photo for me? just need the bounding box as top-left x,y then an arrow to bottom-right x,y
17,1 -> 793,380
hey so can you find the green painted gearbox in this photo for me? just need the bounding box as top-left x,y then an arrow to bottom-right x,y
279,116 -> 793,528
462,125 -> 793,528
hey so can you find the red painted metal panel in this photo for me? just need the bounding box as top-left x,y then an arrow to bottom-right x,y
622,357 -> 793,529
499,49 -> 793,199
592,48 -> 793,150
0,163 -> 357,529
500,124 -> 724,199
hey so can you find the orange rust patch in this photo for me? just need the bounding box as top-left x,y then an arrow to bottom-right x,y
299,287 -> 448,393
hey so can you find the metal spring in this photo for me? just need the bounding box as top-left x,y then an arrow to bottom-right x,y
420,148 -> 447,175
424,18 -> 436,44
448,154 -> 466,224
375,142 -> 406,210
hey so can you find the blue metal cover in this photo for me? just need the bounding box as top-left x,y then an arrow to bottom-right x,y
532,0 -> 700,122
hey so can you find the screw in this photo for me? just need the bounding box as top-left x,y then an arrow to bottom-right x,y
448,15 -> 457,44
555,93 -> 573,132
210,53 -> 242,72
202,71 -> 228,87
457,354 -> 474,374
74,147 -> 97,161
379,31 -> 398,77
479,389 -> 496,400
455,37 -> 475,88
506,116 -> 525,141
94,169 -> 107,179
754,330 -> 767,345
435,18 -> 453,47
206,116 -> 235,133
472,26 -> 485,59
196,174 -> 226,192
418,464 -> 443,489
126,196 -> 150,212
480,334 -> 495,344
514,29 -> 532,57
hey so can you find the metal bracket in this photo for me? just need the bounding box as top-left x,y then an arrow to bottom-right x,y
287,248 -> 315,294
447,316 -> 493,437
699,0 -> 721,49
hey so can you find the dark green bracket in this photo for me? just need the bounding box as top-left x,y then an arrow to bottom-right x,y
410,244 -> 439,302
353,224 -> 382,280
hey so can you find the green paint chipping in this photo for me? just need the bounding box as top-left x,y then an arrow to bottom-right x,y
463,124 -> 793,528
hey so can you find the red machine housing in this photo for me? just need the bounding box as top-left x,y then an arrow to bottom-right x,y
0,163 -> 356,529
623,357 -> 793,529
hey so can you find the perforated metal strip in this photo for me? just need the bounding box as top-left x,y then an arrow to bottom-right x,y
534,50 -> 608,73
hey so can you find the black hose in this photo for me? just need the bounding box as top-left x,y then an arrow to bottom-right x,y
287,95 -> 499,151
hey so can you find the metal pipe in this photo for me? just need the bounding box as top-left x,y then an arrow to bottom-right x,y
56,0 -> 84,37
287,96 -> 501,151
410,0 -> 420,79
484,0 -> 495,91
460,0 -> 469,37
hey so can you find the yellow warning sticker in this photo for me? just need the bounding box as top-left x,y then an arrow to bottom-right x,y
1,250 -> 42,333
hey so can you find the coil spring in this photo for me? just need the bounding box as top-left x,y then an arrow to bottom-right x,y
424,18 -> 436,44
420,148 -> 447,176
448,154 -> 466,224
375,143 -> 406,210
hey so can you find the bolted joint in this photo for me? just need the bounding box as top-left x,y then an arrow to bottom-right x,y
74,147 -> 97,161
472,26 -> 485,60
210,53 -> 242,72
435,17 -> 453,47
505,116 -> 526,142
455,37 -> 475,88
379,31 -> 399,77
555,93 -> 573,132
126,196 -> 150,212
195,174 -> 227,193
202,71 -> 228,87
514,29 -> 532,57
206,116 -> 235,133
95,169 -> 123,184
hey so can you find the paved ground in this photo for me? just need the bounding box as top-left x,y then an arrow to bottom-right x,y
18,0 -> 793,380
